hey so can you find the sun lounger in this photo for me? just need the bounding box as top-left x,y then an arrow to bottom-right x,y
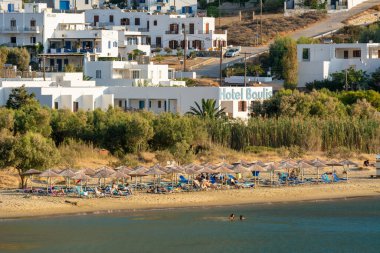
179,175 -> 189,184
333,173 -> 347,182
321,174 -> 331,183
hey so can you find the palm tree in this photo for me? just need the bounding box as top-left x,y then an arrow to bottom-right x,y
187,99 -> 225,119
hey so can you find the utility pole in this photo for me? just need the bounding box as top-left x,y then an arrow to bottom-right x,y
42,55 -> 46,81
183,26 -> 187,72
218,0 -> 221,27
219,40 -> 223,86
345,68 -> 348,91
244,52 -> 247,87
260,0 -> 262,44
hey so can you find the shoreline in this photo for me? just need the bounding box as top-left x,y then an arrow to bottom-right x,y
1,179 -> 380,220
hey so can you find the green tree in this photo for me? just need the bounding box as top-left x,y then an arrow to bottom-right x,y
269,36 -> 297,81
14,103 -> 52,137
6,85 -> 37,110
187,99 -> 225,119
0,47 -> 9,70
0,108 -> 14,131
50,109 -> 88,144
282,39 -> 298,89
2,132 -> 60,188
6,48 -> 30,71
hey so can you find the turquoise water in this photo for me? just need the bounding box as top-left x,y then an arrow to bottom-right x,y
1,197 -> 380,253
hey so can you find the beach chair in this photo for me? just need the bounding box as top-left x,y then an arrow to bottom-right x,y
321,174 -> 331,183
333,173 -> 347,182
179,175 -> 189,184
74,186 -> 89,197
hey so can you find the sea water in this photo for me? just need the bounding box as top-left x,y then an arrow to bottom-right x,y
1,197 -> 380,253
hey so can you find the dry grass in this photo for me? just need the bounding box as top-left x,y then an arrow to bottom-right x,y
219,12 -> 326,46
344,4 -> 380,26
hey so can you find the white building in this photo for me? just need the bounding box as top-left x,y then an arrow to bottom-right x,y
0,0 -> 23,12
285,0 -> 368,11
52,0 -> 99,11
85,9 -> 227,51
0,3 -> 86,62
0,72 -> 113,111
0,73 -> 272,119
84,58 -> 185,86
297,43 -> 380,87
44,23 -> 119,71
99,0 -> 197,15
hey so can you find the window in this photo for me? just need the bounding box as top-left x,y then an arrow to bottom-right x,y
149,101 -> 152,108
94,15 -> 99,25
302,48 -> 310,61
10,37 -> 16,44
353,50 -> 361,58
344,50 -> 349,59
158,101 -> 162,108
189,23 -> 194,34
10,19 -> 16,27
54,102 -> 58,109
85,0 -> 89,4
157,6 -> 161,11
30,20 -> 36,27
30,37 -> 36,44
135,18 -> 140,26
109,15 -> 114,23
121,18 -> 130,26
96,70 -> 101,78
132,70 -> 140,79
238,101 -> 247,112
108,41 -> 111,49
113,41 -> 117,47
73,102 -> 79,112
153,20 -> 157,26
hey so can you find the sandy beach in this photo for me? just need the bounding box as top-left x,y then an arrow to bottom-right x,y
1,168 -> 380,219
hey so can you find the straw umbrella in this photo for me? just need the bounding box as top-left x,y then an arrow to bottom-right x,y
311,160 -> 327,183
166,166 -> 184,187
232,164 -> 250,181
128,166 -> 148,188
71,172 -> 92,195
23,169 -> 42,190
325,160 -> 344,182
39,169 -> 60,193
279,162 -> 297,184
145,166 -> 167,188
79,168 -> 96,176
248,164 -> 265,186
339,160 -> 358,180
59,168 -> 76,188
214,166 -> 234,185
296,161 -> 313,181
265,162 -> 281,185
117,167 -> 132,185
94,167 -> 116,187
184,167 -> 197,186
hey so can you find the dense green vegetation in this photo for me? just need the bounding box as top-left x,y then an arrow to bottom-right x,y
306,67 -> 380,92
1,87 -> 379,187
331,22 -> 380,43
0,47 -> 30,71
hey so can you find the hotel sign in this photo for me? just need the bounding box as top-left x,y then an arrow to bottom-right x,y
219,87 -> 273,101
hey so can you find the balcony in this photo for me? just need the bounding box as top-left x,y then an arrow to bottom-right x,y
165,30 -> 179,34
48,48 -> 101,54
2,26 -> 41,33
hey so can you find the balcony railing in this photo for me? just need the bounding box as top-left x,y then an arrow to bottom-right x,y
165,30 -> 179,34
48,48 -> 101,54
2,26 -> 41,33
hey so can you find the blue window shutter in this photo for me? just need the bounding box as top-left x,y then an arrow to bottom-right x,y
189,7 -> 193,13
182,6 -> 185,13
8,4 -> 15,12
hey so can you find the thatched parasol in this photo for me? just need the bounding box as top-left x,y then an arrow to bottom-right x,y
40,169 -> 61,192
59,168 -> 76,188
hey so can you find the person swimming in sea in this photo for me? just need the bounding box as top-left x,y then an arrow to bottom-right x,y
229,213 -> 235,221
239,215 -> 246,221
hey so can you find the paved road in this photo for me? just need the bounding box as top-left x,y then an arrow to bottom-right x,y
194,0 -> 380,78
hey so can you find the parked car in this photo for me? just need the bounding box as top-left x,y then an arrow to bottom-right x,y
225,48 -> 240,57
